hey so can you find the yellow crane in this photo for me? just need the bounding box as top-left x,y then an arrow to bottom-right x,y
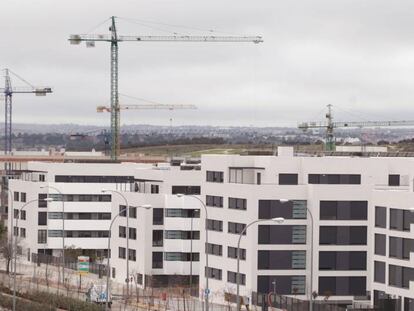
298,104 -> 414,151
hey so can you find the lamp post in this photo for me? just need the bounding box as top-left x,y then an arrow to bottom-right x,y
40,185 -> 65,291
236,217 -> 284,311
175,194 -> 209,311
12,197 -> 53,311
102,189 -> 132,298
280,199 -> 315,311
105,203 -> 151,311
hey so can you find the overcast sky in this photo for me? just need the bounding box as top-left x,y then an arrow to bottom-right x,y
2,0 -> 414,127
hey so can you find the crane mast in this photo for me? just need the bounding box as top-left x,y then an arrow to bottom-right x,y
298,105 -> 414,151
70,16 -> 263,160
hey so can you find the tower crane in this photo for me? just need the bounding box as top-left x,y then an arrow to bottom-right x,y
0,69 -> 52,164
298,104 -> 414,151
69,16 -> 263,161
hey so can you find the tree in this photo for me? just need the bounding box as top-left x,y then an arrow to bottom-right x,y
0,233 -> 13,274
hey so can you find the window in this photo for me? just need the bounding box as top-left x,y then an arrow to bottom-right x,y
258,250 -> 306,270
165,230 -> 199,240
165,252 -> 199,262
279,174 -> 298,185
205,267 -> 222,280
388,174 -> 400,186
49,194 -> 111,202
112,268 -> 116,279
38,212 -> 47,226
319,201 -> 367,220
129,207 -> 137,219
374,261 -> 385,284
389,265 -> 414,289
206,195 -> 223,208
318,277 -> 366,296
129,228 -> 137,240
206,243 -> 222,256
119,226 -> 126,238
38,230 -> 47,243
258,276 -> 306,295
38,194 -> 47,208
13,227 -> 18,236
20,210 -> 26,220
207,219 -> 223,232
14,209 -> 19,219
152,230 -> 163,247
119,205 -> 127,217
257,172 -> 261,185
119,247 -> 126,259
165,209 -> 199,218
390,208 -> 413,231
228,222 -> 246,235
128,249 -> 136,261
48,230 -> 63,237
20,228 -> 26,238
13,191 -> 19,202
259,225 -> 306,245
228,271 -> 246,285
228,247 -> 246,260
151,184 -> 159,194
375,234 -> 386,256
319,226 -> 367,245
20,192 -> 26,203
39,174 -> 45,182
375,206 -> 387,228
308,174 -> 361,184
389,237 -> 414,260
172,186 -> 200,195
206,171 -> 224,183
259,200 -> 307,220
229,168 -> 243,183
319,251 -> 366,270
55,175 -> 134,183
153,208 -> 164,225
152,252 -> 163,268
228,198 -> 247,210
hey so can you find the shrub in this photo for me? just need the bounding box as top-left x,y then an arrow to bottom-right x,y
0,293 -> 55,311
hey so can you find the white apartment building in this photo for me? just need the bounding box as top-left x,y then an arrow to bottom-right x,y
199,148 -> 413,310
7,149 -> 414,310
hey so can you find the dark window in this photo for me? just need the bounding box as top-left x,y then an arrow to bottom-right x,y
259,200 -> 307,220
128,249 -> 136,261
389,236 -> 414,260
206,171 -> 224,183
171,186 -> 200,195
119,226 -> 126,238
153,208 -> 164,225
13,227 -> 18,236
228,198 -> 247,210
375,234 -> 386,256
259,225 -> 306,245
165,230 -> 199,240
20,210 -> 26,220
389,265 -> 414,289
129,207 -> 137,219
319,251 -> 366,270
13,209 -> 19,219
206,195 -> 223,208
165,209 -> 199,218
206,243 -> 222,256
258,250 -> 306,270
55,175 -> 134,183
38,212 -> 47,226
38,194 -> 47,208
228,271 -> 246,285
258,275 -> 306,295
39,174 -> 45,182
49,194 -> 111,202
279,174 -> 298,185
20,192 -> 26,203
151,184 -> 159,194
152,230 -> 163,247
152,252 -> 163,269
13,192 -> 19,202
388,174 -> 400,186
165,252 -> 199,261
38,230 -> 47,243
390,208 -> 413,231
207,219 -> 223,232
129,228 -> 136,240
205,267 -> 222,280
257,172 -> 261,185
228,246 -> 246,260
308,174 -> 361,184
375,206 -> 387,228
228,222 -> 246,235
119,247 -> 126,259
318,277 -> 366,296
20,228 -> 26,238
119,205 -> 127,217
374,261 -> 385,284
319,226 -> 367,245
320,201 -> 367,220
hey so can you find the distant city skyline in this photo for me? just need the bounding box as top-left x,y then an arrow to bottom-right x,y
2,0 -> 414,126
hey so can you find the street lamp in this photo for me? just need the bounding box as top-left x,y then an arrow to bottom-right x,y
236,217 -> 284,311
105,203 -> 151,311
102,189 -> 133,298
175,193 -> 210,311
40,185 -> 66,291
12,197 -> 53,311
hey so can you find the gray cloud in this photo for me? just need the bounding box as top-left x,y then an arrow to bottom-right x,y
2,0 -> 414,127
